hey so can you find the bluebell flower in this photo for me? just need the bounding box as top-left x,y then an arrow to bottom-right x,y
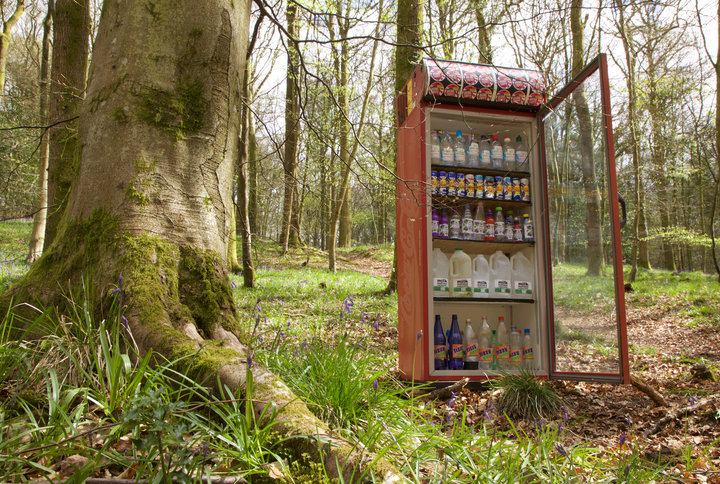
118,274 -> 123,288
231,282 -> 236,289
416,330 -> 423,343
447,391 -> 457,410
626,416 -> 632,426
258,335 -> 263,343
689,396 -> 697,407
110,288 -> 120,295
121,316 -> 129,330
555,444 -> 568,458
203,442 -> 209,459
561,405 -> 568,422
624,464 -> 630,477
357,342 -> 365,349
619,435 -> 626,447
280,331 -> 285,338
247,355 -> 253,368
373,380 -> 378,392
302,340 -> 306,349
361,312 -> 367,324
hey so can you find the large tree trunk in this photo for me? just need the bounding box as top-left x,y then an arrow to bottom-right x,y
3,1 -> 402,480
44,0 -> 91,248
27,0 -> 54,263
570,0 -> 604,277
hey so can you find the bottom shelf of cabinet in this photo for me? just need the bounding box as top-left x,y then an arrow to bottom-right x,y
434,297 -> 535,304
429,369 -> 548,378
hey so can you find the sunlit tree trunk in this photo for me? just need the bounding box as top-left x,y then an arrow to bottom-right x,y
0,0 -> 25,96
237,57 -> 255,287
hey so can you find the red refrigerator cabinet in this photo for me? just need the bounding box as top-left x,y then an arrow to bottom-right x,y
396,55 -> 630,384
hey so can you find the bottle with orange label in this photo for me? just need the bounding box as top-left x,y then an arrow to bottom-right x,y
448,315 -> 464,370
433,315 -> 447,370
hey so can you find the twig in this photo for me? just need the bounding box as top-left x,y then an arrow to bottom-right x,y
416,378 -> 469,400
642,398 -> 715,437
630,374 -> 667,407
1,477 -> 246,484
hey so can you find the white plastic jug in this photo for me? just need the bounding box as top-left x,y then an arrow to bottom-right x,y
472,254 -> 490,299
510,252 -> 534,299
449,248 -> 472,297
489,250 -> 511,298
432,248 -> 450,297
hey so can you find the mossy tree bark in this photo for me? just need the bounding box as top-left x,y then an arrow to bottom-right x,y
44,0 -> 91,249
3,1 -> 402,479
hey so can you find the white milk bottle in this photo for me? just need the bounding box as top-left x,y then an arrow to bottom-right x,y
432,248 -> 450,297
449,248 -> 472,297
510,252 -> 534,299
489,250 -> 512,298
472,254 -> 490,298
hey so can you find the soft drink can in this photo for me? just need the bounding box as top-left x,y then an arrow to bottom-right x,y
431,171 -> 438,195
448,172 -> 457,197
439,171 -> 447,196
520,178 -> 530,201
512,178 -> 521,200
483,176 -> 494,199
494,176 -> 504,200
503,177 -> 512,200
465,174 -> 475,198
457,173 -> 466,197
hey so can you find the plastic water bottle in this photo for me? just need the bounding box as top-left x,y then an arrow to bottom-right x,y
450,208 -> 461,239
523,213 -> 534,242
448,315 -> 464,370
462,205 -> 474,240
431,131 -> 441,163
490,330 -> 499,370
441,131 -> 455,165
432,210 -> 439,237
433,315 -> 446,370
484,210 -> 495,241
523,329 -> 534,370
513,217 -> 523,242
467,135 -> 480,167
494,207 -> 505,242
479,330 -> 492,370
509,326 -> 522,369
464,320 -> 479,370
473,203 -> 485,241
439,211 -> 449,238
515,135 -> 528,171
503,135 -> 515,170
479,135 -> 492,167
496,317 -> 509,370
482,316 -> 491,334
455,130 -> 467,166
491,134 -> 504,169
504,210 -> 514,241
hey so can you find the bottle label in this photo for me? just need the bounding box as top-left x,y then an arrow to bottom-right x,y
524,223 -> 534,239
479,347 -> 493,362
516,151 -> 528,165
485,180 -> 495,198
495,345 -> 509,360
452,344 -> 464,359
504,149 -> 515,162
513,227 -> 523,242
455,148 -> 465,163
522,346 -> 534,360
466,343 -> 479,358
450,218 -> 460,234
474,220 -> 485,235
433,277 -> 449,293
432,220 -> 439,234
452,278 -> 472,295
462,218 -> 473,234
509,349 -> 522,364
514,281 -> 533,295
485,224 -> 495,238
473,279 -> 489,294
492,147 -> 503,160
481,150 -> 491,164
469,144 -> 479,156
442,147 -> 454,162
504,225 -> 513,240
439,223 -> 449,238
434,345 -> 447,359
495,222 -> 504,237
431,144 -> 441,160
494,279 -> 511,294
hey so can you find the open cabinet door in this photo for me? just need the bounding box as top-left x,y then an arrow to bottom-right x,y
538,54 -> 630,383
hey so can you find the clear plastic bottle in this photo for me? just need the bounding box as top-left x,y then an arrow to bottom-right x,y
432,209 -> 439,238
509,326 -> 522,369
515,135 -> 528,171
491,134 -> 504,169
462,205 -> 474,240
523,213 -> 534,242
467,134 -> 480,167
439,211 -> 449,238
504,210 -> 514,241
523,329 -> 534,370
503,135 -> 515,170
495,207 -> 505,242
484,210 -> 495,241
433,315 -> 446,370
431,131 -> 441,164
450,208 -> 461,239
513,217 -> 523,242
449,315 -> 464,370
473,203 -> 485,241
496,317 -> 509,370
441,131 -> 455,166
455,130 -> 467,167
479,135 -> 492,167
464,320 -> 479,370
478,330 -> 492,370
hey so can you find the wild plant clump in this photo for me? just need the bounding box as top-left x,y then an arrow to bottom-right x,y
494,368 -> 561,421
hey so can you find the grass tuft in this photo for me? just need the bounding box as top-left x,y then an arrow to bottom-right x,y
493,367 -> 562,421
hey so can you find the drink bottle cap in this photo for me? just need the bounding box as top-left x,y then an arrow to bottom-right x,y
499,316 -> 505,321
504,135 -> 511,140
456,130 -> 462,137
492,134 -> 498,140
524,213 -> 529,217
455,248 -> 462,251
524,329 -> 530,333
481,135 -> 487,139
516,135 -> 522,141
496,207 -> 502,211
507,210 -> 513,215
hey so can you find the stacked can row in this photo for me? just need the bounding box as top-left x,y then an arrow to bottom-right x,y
432,171 -> 530,201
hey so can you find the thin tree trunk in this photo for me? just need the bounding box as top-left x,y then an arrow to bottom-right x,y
228,207 -> 242,272
28,0 -> 54,263
45,0 -> 91,248
338,180 -> 351,247
0,0 -> 25,96
237,60 -> 255,287
247,78 -> 258,238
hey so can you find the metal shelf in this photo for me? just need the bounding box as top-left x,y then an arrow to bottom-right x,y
433,296 -> 535,304
433,238 -> 532,254
433,196 -> 531,212
431,163 -> 531,178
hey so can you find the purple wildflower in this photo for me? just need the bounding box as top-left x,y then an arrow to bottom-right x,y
257,297 -> 261,304
375,319 -> 379,331
357,343 -> 365,349
247,355 -> 253,368
121,316 -> 129,330
361,312 -> 367,324
626,416 -> 632,426
555,444 -> 568,458
484,404 -> 493,421
203,442 -> 209,459
624,464 -> 630,477
280,331 -> 285,338
231,282 -> 236,289
561,405 -> 568,422
302,340 -> 306,349
689,396 -> 697,407
343,331 -> 348,340
416,330 -> 423,343
118,274 -> 123,288
287,321 -> 291,330
619,435 -> 626,448
373,380 -> 378,392
110,288 -> 120,295
258,335 -> 263,343
447,391 -> 457,410
208,388 -> 213,401
558,422 -> 563,431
